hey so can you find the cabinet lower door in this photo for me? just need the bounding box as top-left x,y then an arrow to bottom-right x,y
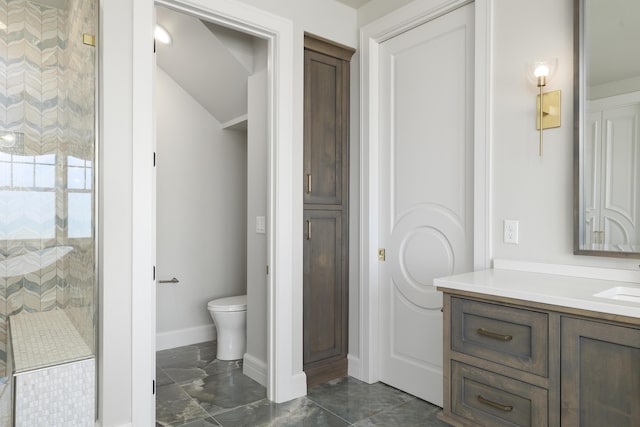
561,317 -> 640,426
303,210 -> 348,386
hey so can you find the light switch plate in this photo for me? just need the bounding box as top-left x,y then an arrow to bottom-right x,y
504,220 -> 519,244
256,216 -> 266,234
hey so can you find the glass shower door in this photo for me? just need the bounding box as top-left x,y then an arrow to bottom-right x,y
0,0 -> 97,424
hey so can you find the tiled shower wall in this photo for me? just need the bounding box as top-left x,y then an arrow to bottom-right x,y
0,0 -> 96,378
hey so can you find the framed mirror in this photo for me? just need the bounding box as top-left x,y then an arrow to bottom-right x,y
574,0 -> 640,258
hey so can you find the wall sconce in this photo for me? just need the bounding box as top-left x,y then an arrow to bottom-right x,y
531,59 -> 561,156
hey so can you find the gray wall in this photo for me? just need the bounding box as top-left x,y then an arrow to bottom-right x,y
155,67 -> 247,349
245,65 -> 268,382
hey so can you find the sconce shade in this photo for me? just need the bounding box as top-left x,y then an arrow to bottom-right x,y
529,58 -> 557,86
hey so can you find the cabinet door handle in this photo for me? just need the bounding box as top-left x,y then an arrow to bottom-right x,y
306,220 -> 312,240
306,173 -> 312,194
477,395 -> 513,412
477,328 -> 513,341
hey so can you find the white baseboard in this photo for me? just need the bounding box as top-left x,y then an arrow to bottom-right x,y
241,355 -> 308,402
347,354 -> 363,380
242,353 -> 267,387
156,324 -> 216,351
275,371 -> 307,403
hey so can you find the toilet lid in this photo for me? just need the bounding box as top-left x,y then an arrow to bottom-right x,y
207,295 -> 247,312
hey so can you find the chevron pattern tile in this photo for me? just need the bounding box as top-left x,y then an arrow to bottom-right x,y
0,0 -> 97,378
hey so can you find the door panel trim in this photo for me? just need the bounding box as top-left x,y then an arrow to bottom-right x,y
356,0 -> 492,383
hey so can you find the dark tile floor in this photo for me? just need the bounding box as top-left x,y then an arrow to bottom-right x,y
156,341 -> 449,427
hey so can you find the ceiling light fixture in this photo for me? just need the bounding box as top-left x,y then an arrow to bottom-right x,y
0,131 -> 22,149
155,25 -> 172,45
1,133 -> 16,143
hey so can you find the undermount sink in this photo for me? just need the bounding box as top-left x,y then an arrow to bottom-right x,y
593,287 -> 640,303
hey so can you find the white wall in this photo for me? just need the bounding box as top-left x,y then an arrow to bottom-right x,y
155,67 -> 248,349
245,66 -> 268,384
356,0 -> 414,28
101,0 -> 136,424
589,76 -> 640,100
236,0 -> 357,44
491,0 -> 638,270
347,49 -> 361,369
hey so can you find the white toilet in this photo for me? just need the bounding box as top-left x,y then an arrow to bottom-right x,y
207,295 -> 247,360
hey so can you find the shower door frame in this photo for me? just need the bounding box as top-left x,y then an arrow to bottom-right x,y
130,0 -> 302,425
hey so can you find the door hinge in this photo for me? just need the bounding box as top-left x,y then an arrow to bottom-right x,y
378,248 -> 386,261
152,380 -> 156,395
153,266 -> 156,281
83,33 -> 96,47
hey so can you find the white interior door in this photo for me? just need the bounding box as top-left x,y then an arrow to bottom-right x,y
585,95 -> 640,249
600,103 -> 640,247
378,3 -> 474,406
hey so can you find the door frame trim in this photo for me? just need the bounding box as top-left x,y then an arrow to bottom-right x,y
356,0 -> 492,383
130,0 -> 303,424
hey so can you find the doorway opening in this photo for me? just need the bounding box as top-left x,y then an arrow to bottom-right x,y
153,4 -> 270,422
140,1 -> 305,420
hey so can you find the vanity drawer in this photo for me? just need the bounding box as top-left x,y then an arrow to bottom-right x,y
451,297 -> 548,376
451,361 -> 548,427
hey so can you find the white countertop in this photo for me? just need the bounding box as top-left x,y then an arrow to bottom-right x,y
435,268 -> 640,319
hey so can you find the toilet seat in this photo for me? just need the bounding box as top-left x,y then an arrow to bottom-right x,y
207,295 -> 247,312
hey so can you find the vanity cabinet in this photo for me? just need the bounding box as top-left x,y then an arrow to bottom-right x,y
561,317 -> 640,426
439,291 -> 640,427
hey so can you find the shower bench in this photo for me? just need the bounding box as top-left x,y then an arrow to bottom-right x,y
8,309 -> 95,426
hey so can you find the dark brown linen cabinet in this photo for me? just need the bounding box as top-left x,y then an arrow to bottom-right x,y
303,33 -> 354,388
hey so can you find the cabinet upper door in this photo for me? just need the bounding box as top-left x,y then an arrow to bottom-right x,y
304,49 -> 349,206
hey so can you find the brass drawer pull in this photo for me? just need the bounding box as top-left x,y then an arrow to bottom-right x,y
477,328 -> 513,341
477,395 -> 513,412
